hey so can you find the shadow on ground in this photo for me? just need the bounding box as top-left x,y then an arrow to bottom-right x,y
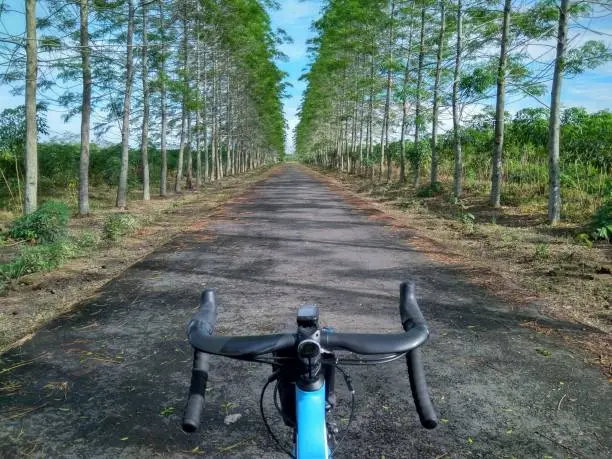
1,166 -> 609,458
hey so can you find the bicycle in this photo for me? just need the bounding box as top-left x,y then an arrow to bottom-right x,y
182,282 -> 437,458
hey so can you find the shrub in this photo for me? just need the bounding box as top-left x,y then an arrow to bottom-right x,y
8,200 -> 71,243
416,182 -> 442,198
76,231 -> 100,249
534,243 -> 550,260
19,239 -> 79,273
103,213 -> 139,241
0,239 -> 79,280
589,200 -> 611,242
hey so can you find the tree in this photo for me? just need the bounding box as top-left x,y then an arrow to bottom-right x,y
490,0 -> 511,208
24,0 -> 37,214
79,0 -> 92,215
412,2 -> 427,187
452,0 -> 463,197
545,0 -> 611,224
116,0 -> 136,209
430,0 -> 445,187
140,0 -> 151,201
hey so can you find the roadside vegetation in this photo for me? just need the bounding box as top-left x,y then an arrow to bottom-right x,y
0,165 -> 278,352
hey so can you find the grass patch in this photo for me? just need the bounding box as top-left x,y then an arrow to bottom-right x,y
103,213 -> 140,241
0,239 -> 80,281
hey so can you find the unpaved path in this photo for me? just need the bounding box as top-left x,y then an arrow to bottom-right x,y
1,165 -> 610,458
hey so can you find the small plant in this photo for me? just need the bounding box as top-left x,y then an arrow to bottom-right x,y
8,200 -> 71,243
103,213 -> 139,241
416,182 -> 441,198
534,243 -> 550,260
75,231 -> 100,249
460,212 -> 475,225
589,200 -> 611,242
0,239 -> 80,280
575,233 -> 593,248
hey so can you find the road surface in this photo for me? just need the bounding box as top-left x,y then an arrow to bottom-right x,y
1,165 -> 610,458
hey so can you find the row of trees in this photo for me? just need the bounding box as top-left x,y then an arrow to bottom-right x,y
0,0 -> 287,215
295,0 -> 610,224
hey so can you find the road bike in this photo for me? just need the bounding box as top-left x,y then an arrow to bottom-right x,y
182,282 -> 437,458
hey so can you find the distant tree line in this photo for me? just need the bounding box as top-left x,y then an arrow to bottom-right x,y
0,0 -> 288,215
295,0 -> 611,224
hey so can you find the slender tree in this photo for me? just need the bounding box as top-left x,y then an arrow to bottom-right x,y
140,0 -> 151,201
116,0 -> 136,209
24,0 -> 37,214
452,0 -> 463,197
78,0 -> 91,215
430,0 -> 445,188
412,3 -> 426,187
547,0 -> 569,225
490,0 -> 512,208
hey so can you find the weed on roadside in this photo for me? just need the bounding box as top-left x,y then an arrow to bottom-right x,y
103,213 -> 140,241
8,201 -> 71,243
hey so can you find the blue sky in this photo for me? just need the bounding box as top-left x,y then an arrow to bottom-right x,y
269,0 -> 323,153
1,0 -> 611,152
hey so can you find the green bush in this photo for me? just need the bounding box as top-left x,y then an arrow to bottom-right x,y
8,200 -> 71,243
534,243 -> 550,260
0,239 -> 79,280
590,200 -> 612,242
103,213 -> 139,241
76,231 -> 100,249
416,182 -> 442,198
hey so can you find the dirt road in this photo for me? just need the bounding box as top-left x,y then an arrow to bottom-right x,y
1,165 -> 609,458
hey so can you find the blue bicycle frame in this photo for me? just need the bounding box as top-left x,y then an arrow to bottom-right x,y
296,383 -> 329,458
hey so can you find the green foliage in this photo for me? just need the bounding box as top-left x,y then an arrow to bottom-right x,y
416,182 -> 442,198
103,213 -> 139,241
0,239 -> 80,280
76,231 -> 100,249
565,41 -> 612,77
575,232 -> 593,248
0,105 -> 48,160
460,212 -> 475,226
534,243 -> 550,260
8,200 -> 71,243
589,201 -> 612,242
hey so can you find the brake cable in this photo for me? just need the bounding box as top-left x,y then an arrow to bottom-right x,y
330,363 -> 355,457
260,371 -> 296,458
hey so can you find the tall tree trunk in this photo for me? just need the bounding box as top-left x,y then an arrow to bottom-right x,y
79,0 -> 91,215
452,0 -> 463,198
202,47 -> 209,182
226,60 -> 233,176
381,0 -> 395,181
158,0 -> 167,196
195,1 -> 202,188
367,43 -> 374,179
24,0 -> 37,215
548,0 -> 569,224
175,106 -> 186,192
175,15 -> 188,192
357,74 -> 365,176
186,112 -> 193,189
413,4 -> 426,187
430,0 -> 445,187
140,0 -> 150,201
212,51 -> 221,181
399,21 -> 414,184
490,0 -> 512,208
116,0 -> 135,209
